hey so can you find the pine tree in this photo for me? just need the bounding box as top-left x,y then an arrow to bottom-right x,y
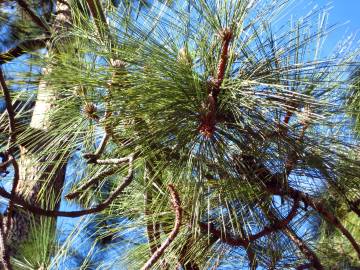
0,1 -> 359,269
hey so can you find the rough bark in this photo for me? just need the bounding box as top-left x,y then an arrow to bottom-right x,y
4,0 -> 72,255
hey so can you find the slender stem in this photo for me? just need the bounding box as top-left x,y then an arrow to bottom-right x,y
141,184 -> 182,270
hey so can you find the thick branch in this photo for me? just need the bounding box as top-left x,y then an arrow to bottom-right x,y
265,205 -> 323,270
199,28 -> 233,138
0,155 -> 134,218
16,0 -> 50,32
141,184 -> 182,270
286,229 -> 323,270
0,38 -> 49,65
267,184 -> 360,259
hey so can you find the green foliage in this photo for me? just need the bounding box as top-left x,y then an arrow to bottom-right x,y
1,0 -> 360,269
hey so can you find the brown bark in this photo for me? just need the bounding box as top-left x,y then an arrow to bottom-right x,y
4,0 -> 72,255
0,217 -> 12,270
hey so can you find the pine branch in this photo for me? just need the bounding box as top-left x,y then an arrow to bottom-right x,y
286,230 -> 323,270
15,0 -> 50,33
82,133 -> 110,163
141,184 -> 182,270
267,184 -> 360,259
65,166 -> 119,200
265,205 -> 323,270
0,38 -> 49,65
199,199 -> 299,247
0,69 -> 16,144
199,28 -> 233,138
0,155 -> 134,218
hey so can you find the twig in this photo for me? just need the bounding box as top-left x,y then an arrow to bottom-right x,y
16,0 -> 50,33
296,263 -> 312,270
0,155 -> 134,218
141,184 -> 182,270
0,216 -> 12,270
83,133 -> 110,163
94,156 -> 133,165
0,38 -> 49,65
65,166 -> 119,200
237,155 -> 359,259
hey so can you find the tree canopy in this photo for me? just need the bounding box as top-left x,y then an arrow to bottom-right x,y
0,0 -> 359,269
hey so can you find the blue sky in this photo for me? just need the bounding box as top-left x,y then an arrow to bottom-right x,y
328,0 -> 360,30
309,0 -> 359,42
1,1 -> 359,269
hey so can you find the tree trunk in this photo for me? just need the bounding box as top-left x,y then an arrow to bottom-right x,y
5,0 -> 72,254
